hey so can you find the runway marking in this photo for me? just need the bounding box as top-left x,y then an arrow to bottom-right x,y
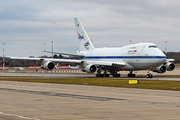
0,88 -> 180,108
0,112 -> 40,120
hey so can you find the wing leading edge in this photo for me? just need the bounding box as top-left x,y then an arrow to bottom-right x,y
8,56 -> 126,67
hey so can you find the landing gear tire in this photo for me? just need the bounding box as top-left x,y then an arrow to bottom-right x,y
127,71 -> 136,78
96,74 -> 100,77
147,73 -> 153,78
113,74 -> 120,77
96,74 -> 109,78
127,73 -> 136,77
132,74 -> 136,77
105,74 -> 109,77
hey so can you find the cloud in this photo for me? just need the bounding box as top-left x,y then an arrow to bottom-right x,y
0,0 -> 180,57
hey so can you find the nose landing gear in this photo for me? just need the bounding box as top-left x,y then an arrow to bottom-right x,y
147,73 -> 153,78
147,70 -> 153,78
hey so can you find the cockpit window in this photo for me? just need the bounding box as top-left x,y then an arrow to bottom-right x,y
149,45 -> 158,48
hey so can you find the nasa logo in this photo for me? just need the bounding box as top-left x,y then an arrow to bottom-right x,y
78,36 -> 84,39
77,32 -> 84,39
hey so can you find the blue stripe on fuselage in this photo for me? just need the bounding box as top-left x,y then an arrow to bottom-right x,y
84,56 -> 167,59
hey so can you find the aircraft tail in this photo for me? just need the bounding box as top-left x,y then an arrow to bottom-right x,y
74,17 -> 95,51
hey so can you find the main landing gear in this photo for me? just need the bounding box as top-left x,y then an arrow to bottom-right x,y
96,68 -> 109,77
127,71 -> 136,77
95,68 -> 153,78
111,70 -> 120,77
96,68 -> 120,78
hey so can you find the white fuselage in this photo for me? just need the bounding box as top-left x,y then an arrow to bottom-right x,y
78,43 -> 166,70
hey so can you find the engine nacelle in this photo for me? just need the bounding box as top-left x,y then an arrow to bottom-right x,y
165,62 -> 175,71
84,64 -> 97,73
41,61 -> 55,71
153,65 -> 166,74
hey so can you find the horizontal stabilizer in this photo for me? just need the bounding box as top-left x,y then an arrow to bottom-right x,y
43,51 -> 85,57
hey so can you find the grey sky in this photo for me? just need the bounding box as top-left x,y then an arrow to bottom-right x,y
0,0 -> 180,57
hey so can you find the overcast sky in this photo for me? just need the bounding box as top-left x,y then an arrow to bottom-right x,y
0,0 -> 180,57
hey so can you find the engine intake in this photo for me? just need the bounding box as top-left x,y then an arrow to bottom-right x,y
165,62 -> 175,71
153,65 -> 166,74
84,64 -> 97,73
41,61 -> 55,71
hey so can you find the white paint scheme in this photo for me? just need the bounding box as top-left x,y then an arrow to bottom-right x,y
77,43 -> 166,70
74,17 -> 168,71
9,17 -> 175,76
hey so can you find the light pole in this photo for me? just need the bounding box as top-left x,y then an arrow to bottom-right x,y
51,41 -> 53,58
43,43 -> 47,58
2,42 -> 6,70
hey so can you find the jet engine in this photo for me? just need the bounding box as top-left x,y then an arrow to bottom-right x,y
165,62 -> 175,71
153,65 -> 166,74
84,64 -> 97,73
41,61 -> 55,71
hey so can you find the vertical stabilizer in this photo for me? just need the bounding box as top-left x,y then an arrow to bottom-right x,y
74,17 -> 95,51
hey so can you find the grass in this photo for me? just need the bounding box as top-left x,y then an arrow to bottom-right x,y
0,77 -> 180,91
175,63 -> 180,67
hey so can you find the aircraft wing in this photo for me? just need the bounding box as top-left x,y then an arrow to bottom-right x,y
7,57 -> 42,61
8,57 -> 82,64
8,57 -> 126,67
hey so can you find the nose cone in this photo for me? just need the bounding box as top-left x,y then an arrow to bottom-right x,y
155,48 -> 167,64
156,48 -> 167,58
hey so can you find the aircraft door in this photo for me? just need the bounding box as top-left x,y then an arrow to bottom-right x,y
136,50 -> 139,62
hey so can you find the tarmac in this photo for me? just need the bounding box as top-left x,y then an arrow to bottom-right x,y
0,81 -> 180,120
0,69 -> 180,120
0,70 -> 180,81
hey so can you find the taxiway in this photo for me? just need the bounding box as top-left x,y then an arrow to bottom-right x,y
0,81 -> 180,120
0,70 -> 180,119
0,71 -> 180,81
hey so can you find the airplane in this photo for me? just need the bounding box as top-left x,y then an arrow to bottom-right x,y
14,67 -> 25,71
9,17 -> 175,78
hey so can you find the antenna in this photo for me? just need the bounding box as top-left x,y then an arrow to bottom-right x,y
51,41 -> 53,58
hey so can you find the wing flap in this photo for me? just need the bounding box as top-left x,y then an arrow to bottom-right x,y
85,60 -> 126,66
